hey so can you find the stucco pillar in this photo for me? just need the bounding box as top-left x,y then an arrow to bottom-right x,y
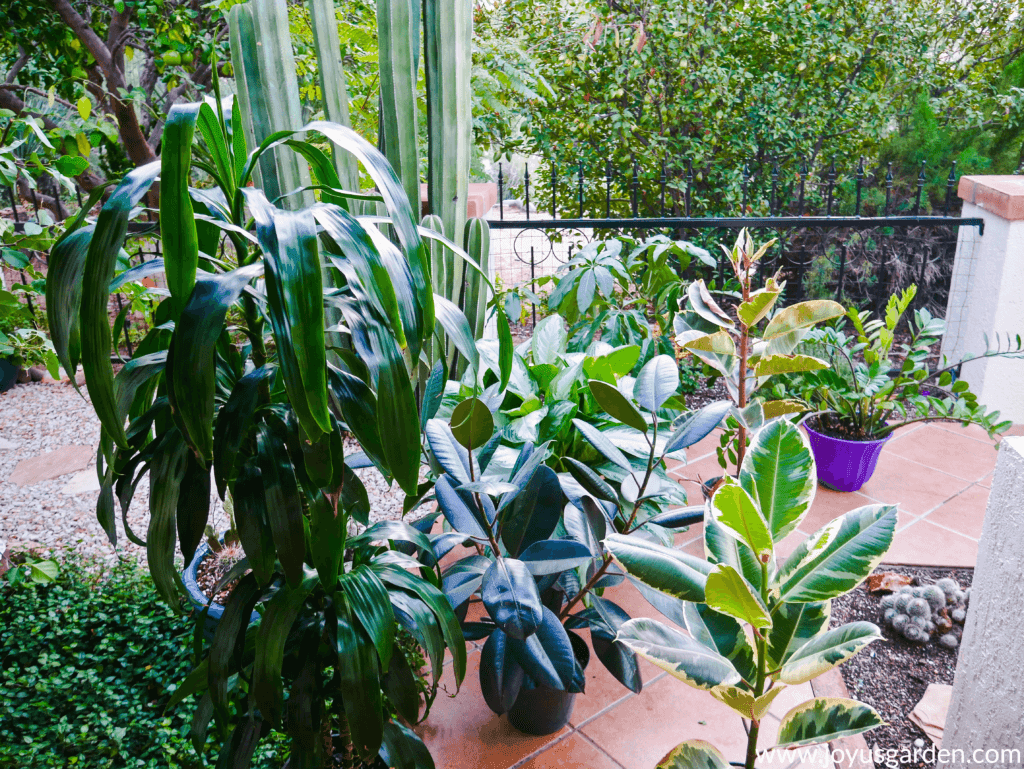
941,176 -> 1024,423
938,436 -> 1024,768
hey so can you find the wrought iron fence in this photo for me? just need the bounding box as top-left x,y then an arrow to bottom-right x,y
486,156 -> 984,322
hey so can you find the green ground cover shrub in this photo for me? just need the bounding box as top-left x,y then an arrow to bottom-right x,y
0,554 -> 283,768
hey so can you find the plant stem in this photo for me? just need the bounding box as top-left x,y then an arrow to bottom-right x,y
745,558 -> 771,769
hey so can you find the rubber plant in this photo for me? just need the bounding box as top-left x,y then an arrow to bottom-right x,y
673,229 -> 845,472
606,419 -> 894,768
45,93 -> 477,767
424,346 -> 733,711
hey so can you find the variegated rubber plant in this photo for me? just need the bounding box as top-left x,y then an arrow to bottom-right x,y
44,92 -> 488,767
606,419 -> 894,768
674,229 -> 845,472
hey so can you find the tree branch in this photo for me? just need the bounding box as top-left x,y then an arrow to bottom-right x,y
5,46 -> 30,85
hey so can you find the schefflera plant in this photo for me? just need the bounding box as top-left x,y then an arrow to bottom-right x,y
605,420 -> 896,769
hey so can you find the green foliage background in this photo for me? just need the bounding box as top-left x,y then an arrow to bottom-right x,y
0,555 -> 284,768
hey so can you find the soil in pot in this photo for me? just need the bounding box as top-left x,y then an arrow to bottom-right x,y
809,412 -> 881,442
831,565 -> 972,769
193,541 -> 248,605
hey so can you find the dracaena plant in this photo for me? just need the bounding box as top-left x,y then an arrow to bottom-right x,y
45,94 -> 481,767
425,350 -> 731,710
674,229 -> 845,471
791,284 -> 1021,441
605,419 -> 894,769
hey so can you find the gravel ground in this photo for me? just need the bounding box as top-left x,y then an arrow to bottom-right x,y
832,565 -> 973,768
0,380 -> 419,563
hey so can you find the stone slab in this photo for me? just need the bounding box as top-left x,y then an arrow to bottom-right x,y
6,445 -> 94,486
61,469 -> 101,495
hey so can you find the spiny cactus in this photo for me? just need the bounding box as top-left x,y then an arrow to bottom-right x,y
880,577 -> 970,649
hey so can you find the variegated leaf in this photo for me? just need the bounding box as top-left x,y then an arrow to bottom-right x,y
766,600 -> 831,669
736,284 -> 781,328
762,300 -> 844,341
779,622 -> 882,685
657,739 -> 730,769
680,330 -> 736,357
616,618 -> 741,691
683,602 -> 757,685
753,354 -> 828,377
709,478 -> 773,561
605,533 -> 710,603
704,516 -> 765,594
738,420 -> 816,543
704,564 -> 771,629
711,684 -> 787,722
777,505 -> 898,604
775,697 -> 885,748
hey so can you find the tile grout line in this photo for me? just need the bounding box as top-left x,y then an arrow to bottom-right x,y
574,727 -> 631,769
572,670 -> 669,731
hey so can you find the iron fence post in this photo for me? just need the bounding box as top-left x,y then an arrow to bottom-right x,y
855,157 -> 864,216
551,161 -> 557,219
885,162 -> 893,216
577,160 -> 584,218
914,160 -> 926,216
605,159 -> 612,218
524,163 -> 531,222
685,159 -> 693,217
836,244 -> 847,301
826,159 -> 836,217
498,162 -> 504,220
944,161 -> 957,217
660,158 -> 667,216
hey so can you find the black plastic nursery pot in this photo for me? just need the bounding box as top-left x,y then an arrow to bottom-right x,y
507,631 -> 590,736
182,538 -> 259,642
804,416 -> 891,493
0,357 -> 21,393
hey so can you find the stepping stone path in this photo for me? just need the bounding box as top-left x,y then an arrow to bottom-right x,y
8,445 -> 94,486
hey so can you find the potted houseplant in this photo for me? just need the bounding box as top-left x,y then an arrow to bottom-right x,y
606,418 -> 893,769
0,327 -> 59,390
46,92 -> 481,766
428,352 -> 731,734
673,229 -> 845,483
792,285 -> 1020,491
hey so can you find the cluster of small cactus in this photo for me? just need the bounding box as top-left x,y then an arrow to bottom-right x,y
880,577 -> 970,649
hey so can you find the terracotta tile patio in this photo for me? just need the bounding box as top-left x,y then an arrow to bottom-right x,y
416,422 -> 1014,769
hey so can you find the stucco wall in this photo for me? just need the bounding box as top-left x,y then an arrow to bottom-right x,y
942,180 -> 1024,424
939,437 -> 1024,767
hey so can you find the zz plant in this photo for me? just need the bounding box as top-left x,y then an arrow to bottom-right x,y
606,419 -> 894,768
45,94 -> 478,767
792,284 -> 1020,441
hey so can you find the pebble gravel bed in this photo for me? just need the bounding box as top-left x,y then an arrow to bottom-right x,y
1,380 -> 415,562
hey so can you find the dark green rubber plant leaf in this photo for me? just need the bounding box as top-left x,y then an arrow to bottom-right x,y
481,558 -> 543,640
500,464 -> 562,557
479,628 -> 524,715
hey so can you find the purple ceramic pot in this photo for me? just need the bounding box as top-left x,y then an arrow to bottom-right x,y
804,418 -> 890,492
